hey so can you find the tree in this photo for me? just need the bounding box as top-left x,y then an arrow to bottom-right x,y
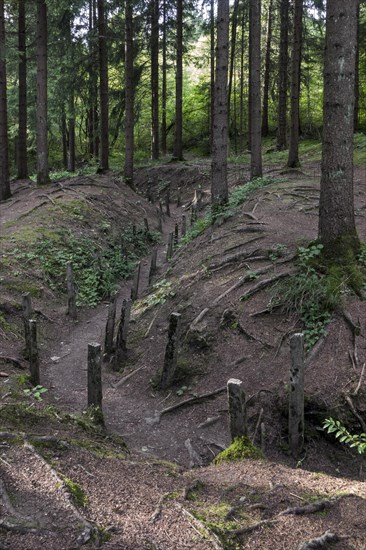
261,0 -> 273,137
172,0 -> 183,161
318,0 -> 360,258
287,0 -> 303,168
98,0 -> 109,171
36,0 -> 50,185
150,0 -> 159,159
211,0 -> 229,210
17,0 -> 27,179
0,0 -> 10,200
249,0 -> 262,178
276,0 -> 289,151
124,0 -> 134,188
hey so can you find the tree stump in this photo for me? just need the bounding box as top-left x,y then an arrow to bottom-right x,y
112,299 -> 132,371
66,262 -> 77,320
131,261 -> 141,301
182,215 -> 187,237
160,312 -> 182,389
288,333 -> 305,458
174,223 -> 179,246
227,378 -> 247,440
166,232 -> 174,260
149,248 -> 158,284
87,342 -> 102,409
29,319 -> 40,386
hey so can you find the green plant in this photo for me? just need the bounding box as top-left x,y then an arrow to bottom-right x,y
62,477 -> 89,508
135,279 -> 176,313
269,243 -> 288,262
176,385 -> 192,396
214,436 -> 263,464
323,418 -> 366,454
23,385 -> 48,401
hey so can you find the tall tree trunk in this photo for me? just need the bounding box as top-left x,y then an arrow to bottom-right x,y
172,0 -> 183,160
68,14 -> 75,172
17,0 -> 27,179
97,0 -> 109,171
161,0 -> 167,155
228,0 -> 239,143
354,2 -> 360,133
124,0 -> 135,188
211,0 -> 229,210
261,0 -> 273,137
150,0 -> 159,159
318,0 -> 359,257
36,0 -> 49,185
249,0 -> 262,178
61,108 -> 68,169
210,0 -> 215,153
239,5 -> 247,153
276,0 -> 289,151
0,0 -> 10,199
287,0 -> 303,168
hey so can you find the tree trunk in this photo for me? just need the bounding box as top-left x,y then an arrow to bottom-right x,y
124,0 -> 135,188
228,0 -> 239,144
249,0 -> 262,178
17,0 -> 27,179
238,5 -> 247,153
161,0 -> 167,155
318,0 -> 359,257
36,0 -> 49,185
151,0 -> 159,159
61,108 -> 68,169
276,0 -> 289,151
68,14 -> 75,172
261,0 -> 273,137
210,0 -> 215,153
211,0 -> 229,210
0,0 -> 10,200
172,0 -> 183,161
97,0 -> 109,171
354,2 -> 360,133
287,0 -> 303,168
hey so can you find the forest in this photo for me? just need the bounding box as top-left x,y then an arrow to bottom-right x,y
1,1 -> 366,549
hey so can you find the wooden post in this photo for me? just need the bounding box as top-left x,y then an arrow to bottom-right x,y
144,217 -> 150,234
29,319 -> 40,386
87,342 -> 103,410
157,206 -> 163,232
165,189 -> 170,216
66,262 -> 77,320
160,312 -> 181,389
190,206 -> 197,226
182,215 -> 187,237
132,224 -> 136,237
159,200 -> 165,222
227,378 -> 247,440
166,232 -> 174,260
131,261 -> 141,301
176,187 -> 181,207
112,299 -> 132,371
174,223 -> 179,246
104,293 -> 117,356
149,248 -> 158,284
22,292 -> 32,359
289,333 -> 305,458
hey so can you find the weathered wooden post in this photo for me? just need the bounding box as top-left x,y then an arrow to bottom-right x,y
174,223 -> 179,247
160,312 -> 182,389
149,248 -> 158,284
104,293 -> 117,356
289,333 -> 305,458
176,187 -> 181,207
182,215 -> 187,237
111,299 -> 132,371
190,206 -> 197,226
227,378 -> 247,440
159,200 -> 165,222
144,217 -> 150,234
132,224 -> 137,237
66,262 -> 77,320
166,233 -> 174,261
157,206 -> 163,232
131,261 -> 141,301
165,189 -> 170,217
29,319 -> 40,386
22,292 -> 32,359
87,343 -> 103,414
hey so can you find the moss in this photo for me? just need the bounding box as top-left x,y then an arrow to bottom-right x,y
214,437 -> 264,464
62,476 -> 89,508
4,280 -> 43,297
70,438 -> 126,460
0,402 -> 60,430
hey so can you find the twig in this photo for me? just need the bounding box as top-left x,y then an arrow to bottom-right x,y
353,363 -> 365,396
144,311 -> 159,338
251,408 -> 264,444
279,496 -> 341,516
112,366 -> 145,389
240,272 -> 293,302
344,395 -> 366,433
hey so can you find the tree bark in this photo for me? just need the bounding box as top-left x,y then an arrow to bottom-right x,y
151,0 -> 159,160
67,13 -> 75,173
211,0 -> 229,210
228,0 -> 239,143
17,0 -> 27,179
172,0 -> 183,160
97,0 -> 109,171
287,0 -> 303,168
36,0 -> 49,185
124,0 -> 135,188
210,0 -> 215,154
0,0 -> 10,200
318,0 -> 360,256
161,0 -> 167,155
261,0 -> 273,137
354,2 -> 360,133
249,0 -> 262,178
276,0 -> 289,151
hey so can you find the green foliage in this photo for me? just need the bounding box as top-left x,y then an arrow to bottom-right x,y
23,385 -> 48,401
323,418 -> 366,455
179,214 -> 212,246
62,477 -> 89,508
214,437 -> 263,464
135,279 -> 176,314
227,177 -> 280,210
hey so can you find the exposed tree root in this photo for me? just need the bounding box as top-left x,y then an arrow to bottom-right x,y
344,395 -> 366,433
112,366 -> 146,389
231,518 -> 277,537
240,272 -> 293,302
176,504 -> 225,550
353,362 -> 365,396
279,496 -> 343,516
16,201 -> 48,220
237,322 -> 274,349
0,356 -> 26,369
150,492 -> 172,523
298,530 -> 340,550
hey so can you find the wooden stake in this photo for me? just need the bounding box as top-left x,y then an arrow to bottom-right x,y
165,189 -> 170,216
29,319 -> 40,386
157,206 -> 163,232
166,233 -> 174,260
144,217 -> 150,234
174,223 -> 179,246
104,293 -> 117,356
112,299 -> 132,371
159,200 -> 165,222
149,248 -> 158,284
227,378 -> 247,440
182,215 -> 187,237
160,312 -> 182,389
289,333 -> 305,458
131,261 -> 141,301
87,342 -> 102,410
22,292 -> 32,359
176,187 -> 181,207
66,262 -> 77,320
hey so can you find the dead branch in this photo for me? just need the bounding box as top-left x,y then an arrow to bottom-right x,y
0,356 -> 26,369
237,322 -> 274,349
344,395 -> 366,433
0,519 -> 40,533
231,519 -> 277,537
353,363 -> 365,396
213,266 -> 273,306
240,272 -> 293,302
298,530 -> 339,550
176,504 -> 225,550
250,303 -> 284,317
342,309 -> 361,337
150,492 -> 172,523
280,496 -> 340,516
112,366 -> 146,389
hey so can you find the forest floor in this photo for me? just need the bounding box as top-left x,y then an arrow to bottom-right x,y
1,152 -> 366,549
